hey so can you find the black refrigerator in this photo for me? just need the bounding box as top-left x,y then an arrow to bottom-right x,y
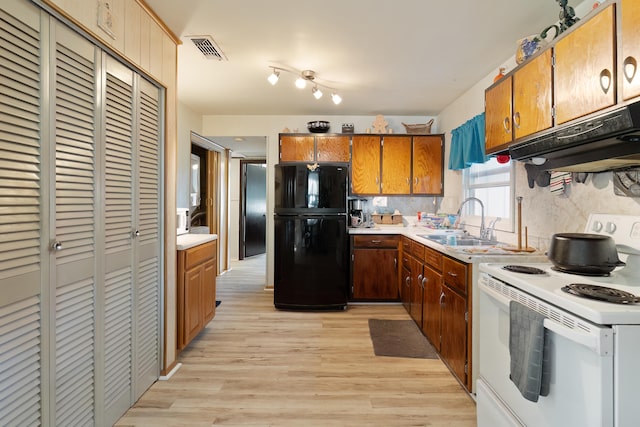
274,163 -> 349,310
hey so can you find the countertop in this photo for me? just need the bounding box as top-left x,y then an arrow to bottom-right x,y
348,225 -> 544,263
176,233 -> 218,250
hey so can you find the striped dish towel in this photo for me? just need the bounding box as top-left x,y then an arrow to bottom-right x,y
550,171 -> 572,196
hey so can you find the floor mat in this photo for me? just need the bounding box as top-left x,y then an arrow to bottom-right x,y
368,319 -> 439,359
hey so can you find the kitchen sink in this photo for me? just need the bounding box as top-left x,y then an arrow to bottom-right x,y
418,234 -> 497,247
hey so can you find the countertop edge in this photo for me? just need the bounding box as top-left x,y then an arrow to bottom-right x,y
176,234 -> 219,250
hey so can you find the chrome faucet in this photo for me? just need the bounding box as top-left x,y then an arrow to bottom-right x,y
456,197 -> 486,239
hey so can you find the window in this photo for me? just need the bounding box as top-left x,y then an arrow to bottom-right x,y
462,157 -> 515,230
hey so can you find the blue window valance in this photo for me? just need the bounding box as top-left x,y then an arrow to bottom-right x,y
448,113 -> 489,170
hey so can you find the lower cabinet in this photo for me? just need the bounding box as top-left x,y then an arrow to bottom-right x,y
177,240 -> 217,351
350,235 -> 400,300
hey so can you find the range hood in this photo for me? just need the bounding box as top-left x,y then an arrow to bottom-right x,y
509,101 -> 640,172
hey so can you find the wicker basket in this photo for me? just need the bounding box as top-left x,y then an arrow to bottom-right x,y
402,118 -> 434,134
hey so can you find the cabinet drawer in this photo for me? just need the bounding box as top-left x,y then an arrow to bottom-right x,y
424,246 -> 443,271
443,257 -> 467,294
401,236 -> 411,254
353,234 -> 399,248
183,241 -> 216,270
411,240 -> 424,260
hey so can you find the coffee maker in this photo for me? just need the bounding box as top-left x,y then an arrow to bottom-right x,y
348,198 -> 367,227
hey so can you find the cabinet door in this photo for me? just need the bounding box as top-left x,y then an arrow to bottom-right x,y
316,135 -> 350,162
555,4 -> 615,124
352,248 -> 398,300
351,135 -> 381,194
422,265 -> 442,351
279,135 -> 314,162
412,135 -> 443,195
184,266 -> 204,344
440,286 -> 467,386
513,49 -> 553,139
485,75 -> 513,153
401,255 -> 412,311
381,136 -> 411,194
409,256 -> 423,326
621,0 -> 640,101
202,258 -> 217,323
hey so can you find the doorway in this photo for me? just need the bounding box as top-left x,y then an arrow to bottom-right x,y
239,160 -> 266,259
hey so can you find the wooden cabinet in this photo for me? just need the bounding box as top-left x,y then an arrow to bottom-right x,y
400,237 -> 412,311
381,136 -> 412,194
555,4 -> 615,124
485,49 -> 553,154
513,49 -> 553,139
351,135 -> 382,194
279,134 -> 350,163
422,246 -> 443,350
440,256 -> 470,390
350,235 -> 399,300
485,75 -> 513,153
352,134 -> 444,196
621,0 -> 640,101
279,135 -> 314,162
177,240 -> 217,351
412,135 -> 444,195
409,243 -> 424,326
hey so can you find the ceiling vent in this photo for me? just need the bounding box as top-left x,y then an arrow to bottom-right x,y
188,35 -> 227,61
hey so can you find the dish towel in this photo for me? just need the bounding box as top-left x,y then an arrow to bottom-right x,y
509,301 -> 551,402
550,171 -> 572,196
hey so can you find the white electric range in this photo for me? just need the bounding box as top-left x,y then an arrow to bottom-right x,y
477,214 -> 640,427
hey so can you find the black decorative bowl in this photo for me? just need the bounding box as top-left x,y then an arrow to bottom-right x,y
308,120 -> 330,133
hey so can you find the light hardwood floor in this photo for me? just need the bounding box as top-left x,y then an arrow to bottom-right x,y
116,254 -> 477,426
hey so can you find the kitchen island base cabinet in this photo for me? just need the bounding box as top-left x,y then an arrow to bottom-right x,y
177,240 -> 217,351
350,235 -> 400,301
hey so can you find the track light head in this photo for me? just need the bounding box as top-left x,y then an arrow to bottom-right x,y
267,68 -> 280,85
331,93 -> 342,105
312,86 -> 323,99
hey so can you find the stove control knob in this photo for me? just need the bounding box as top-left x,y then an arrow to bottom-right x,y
591,221 -> 603,232
605,222 -> 617,234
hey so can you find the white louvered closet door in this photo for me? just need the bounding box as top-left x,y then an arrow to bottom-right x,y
0,2 -> 44,425
133,77 -> 161,400
51,21 -> 98,426
102,56 -> 135,425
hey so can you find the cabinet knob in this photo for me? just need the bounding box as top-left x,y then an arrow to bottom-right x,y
132,230 -> 140,237
51,241 -> 62,251
417,274 -> 423,282
439,291 -> 445,306
624,56 -> 637,83
422,277 -> 428,287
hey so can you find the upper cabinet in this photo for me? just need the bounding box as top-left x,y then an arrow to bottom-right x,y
279,134 -> 350,163
412,135 -> 444,195
381,136 -> 412,194
621,0 -> 640,101
351,134 -> 444,196
485,3 -> 623,154
351,135 -> 382,194
555,4 -> 615,124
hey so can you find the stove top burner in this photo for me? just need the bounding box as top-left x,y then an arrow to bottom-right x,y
562,284 -> 640,304
503,265 -> 547,275
551,266 -> 610,277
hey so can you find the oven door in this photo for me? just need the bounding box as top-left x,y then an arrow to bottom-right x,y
477,274 -> 614,427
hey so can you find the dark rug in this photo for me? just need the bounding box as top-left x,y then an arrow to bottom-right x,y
368,319 -> 439,359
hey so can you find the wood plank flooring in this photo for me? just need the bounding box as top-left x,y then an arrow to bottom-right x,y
116,254 -> 477,426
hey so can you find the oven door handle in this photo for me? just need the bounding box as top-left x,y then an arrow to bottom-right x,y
480,281 -> 613,356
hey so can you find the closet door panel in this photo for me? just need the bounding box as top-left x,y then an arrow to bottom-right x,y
0,2 -> 43,424
103,57 -> 134,424
52,22 -> 97,426
134,77 -> 161,399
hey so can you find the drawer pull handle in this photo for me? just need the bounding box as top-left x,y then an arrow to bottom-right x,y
422,277 -> 428,287
448,271 -> 458,277
439,291 -> 445,306
371,240 -> 382,244
624,56 -> 637,83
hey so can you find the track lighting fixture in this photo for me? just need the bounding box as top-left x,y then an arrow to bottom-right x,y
267,67 -> 342,105
267,68 -> 279,85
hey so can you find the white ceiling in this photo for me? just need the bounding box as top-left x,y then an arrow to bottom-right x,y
145,0 -> 576,155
